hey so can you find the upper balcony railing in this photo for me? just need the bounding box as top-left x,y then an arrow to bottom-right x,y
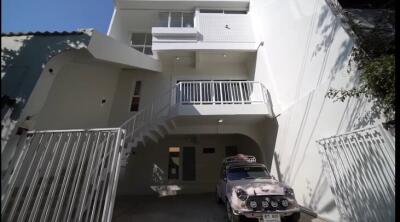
176,81 -> 268,105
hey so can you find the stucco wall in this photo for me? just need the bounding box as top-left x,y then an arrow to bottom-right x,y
249,0 -> 383,221
198,13 -> 255,43
117,134 -> 262,195
33,59 -> 120,130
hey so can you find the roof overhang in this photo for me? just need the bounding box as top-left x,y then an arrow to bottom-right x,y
115,0 -> 249,10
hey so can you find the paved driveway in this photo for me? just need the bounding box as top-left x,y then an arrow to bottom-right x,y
112,193 -> 323,222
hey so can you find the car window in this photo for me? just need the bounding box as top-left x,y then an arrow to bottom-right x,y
227,166 -> 271,180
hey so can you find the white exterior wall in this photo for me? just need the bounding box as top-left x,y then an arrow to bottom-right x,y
34,60 -> 120,130
250,0 -> 383,221
117,134 -> 262,195
107,9 -> 131,44
198,13 -> 254,43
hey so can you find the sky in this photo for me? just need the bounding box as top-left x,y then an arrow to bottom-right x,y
2,0 -> 114,33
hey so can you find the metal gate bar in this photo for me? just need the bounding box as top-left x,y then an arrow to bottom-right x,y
317,125 -> 395,222
1,128 -> 124,222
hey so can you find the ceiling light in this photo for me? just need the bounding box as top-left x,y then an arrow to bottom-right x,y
223,54 -> 227,58
176,57 -> 180,61
218,119 -> 223,123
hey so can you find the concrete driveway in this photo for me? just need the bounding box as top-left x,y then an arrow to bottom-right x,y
112,193 -> 324,222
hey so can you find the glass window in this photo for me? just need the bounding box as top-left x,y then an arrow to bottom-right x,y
158,12 -> 169,27
133,81 -> 142,96
170,12 -> 182,27
200,9 -> 223,13
131,33 -> 152,55
182,12 -> 194,27
224,10 -> 247,14
144,47 -> 153,55
131,33 -> 146,45
227,166 -> 271,180
130,97 -> 140,112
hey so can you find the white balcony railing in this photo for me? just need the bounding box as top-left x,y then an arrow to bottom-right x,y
120,81 -> 272,142
176,81 -> 269,105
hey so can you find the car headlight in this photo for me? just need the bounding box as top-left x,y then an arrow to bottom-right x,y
284,187 -> 295,198
281,199 -> 289,207
235,188 -> 248,201
249,201 -> 257,208
270,199 -> 278,208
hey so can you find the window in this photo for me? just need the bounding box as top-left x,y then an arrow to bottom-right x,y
199,9 -> 247,14
157,12 -> 194,28
130,81 -> 142,112
168,147 -> 180,179
227,166 -> 271,180
203,147 -> 215,154
130,33 -> 152,55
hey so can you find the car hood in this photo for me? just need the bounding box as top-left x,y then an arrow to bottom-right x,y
228,178 -> 288,196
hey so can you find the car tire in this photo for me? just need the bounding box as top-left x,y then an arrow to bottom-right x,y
226,201 -> 240,222
283,212 -> 300,222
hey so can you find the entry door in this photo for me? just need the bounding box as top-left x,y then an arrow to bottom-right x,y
182,147 -> 196,181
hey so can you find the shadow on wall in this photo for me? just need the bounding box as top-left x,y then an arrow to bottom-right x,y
1,33 -> 91,123
318,128 -> 395,221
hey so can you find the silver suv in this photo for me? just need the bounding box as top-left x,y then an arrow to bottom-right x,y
216,154 -> 300,222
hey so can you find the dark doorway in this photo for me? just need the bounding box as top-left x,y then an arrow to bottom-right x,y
182,147 -> 196,181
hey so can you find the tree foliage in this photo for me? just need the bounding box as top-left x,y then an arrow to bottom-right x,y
326,9 -> 395,121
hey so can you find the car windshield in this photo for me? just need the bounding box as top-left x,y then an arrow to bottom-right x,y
227,166 -> 271,180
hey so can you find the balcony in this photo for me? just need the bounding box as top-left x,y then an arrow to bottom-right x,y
172,81 -> 273,117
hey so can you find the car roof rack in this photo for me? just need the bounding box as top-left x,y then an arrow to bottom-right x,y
223,154 -> 256,165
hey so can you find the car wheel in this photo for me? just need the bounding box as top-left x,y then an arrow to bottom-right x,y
283,212 -> 300,222
226,201 -> 240,222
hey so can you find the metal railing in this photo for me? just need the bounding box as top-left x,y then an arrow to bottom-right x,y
120,81 -> 272,142
1,128 -> 125,222
176,81 -> 269,105
317,124 -> 395,222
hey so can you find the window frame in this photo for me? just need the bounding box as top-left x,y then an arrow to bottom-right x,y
130,33 -> 153,55
129,80 -> 142,112
157,11 -> 194,28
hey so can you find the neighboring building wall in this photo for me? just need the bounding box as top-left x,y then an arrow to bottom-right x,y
250,0 -> 383,221
1,32 -> 91,149
117,134 -> 262,195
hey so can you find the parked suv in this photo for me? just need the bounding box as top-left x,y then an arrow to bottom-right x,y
216,154 -> 300,222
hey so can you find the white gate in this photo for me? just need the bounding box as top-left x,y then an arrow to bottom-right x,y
1,128 -> 125,222
317,124 -> 395,221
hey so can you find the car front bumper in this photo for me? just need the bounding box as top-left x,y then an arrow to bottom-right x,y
232,207 -> 301,218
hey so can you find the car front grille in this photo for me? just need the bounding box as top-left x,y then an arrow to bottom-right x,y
245,195 -> 290,211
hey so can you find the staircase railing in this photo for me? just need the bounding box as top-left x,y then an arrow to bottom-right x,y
120,81 -> 273,142
1,128 -> 125,222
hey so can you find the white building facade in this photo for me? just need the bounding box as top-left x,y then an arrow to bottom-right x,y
1,0 -> 395,222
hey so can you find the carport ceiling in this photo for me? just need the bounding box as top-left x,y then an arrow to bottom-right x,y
174,115 -> 266,126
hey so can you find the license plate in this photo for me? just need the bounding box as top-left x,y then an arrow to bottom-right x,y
262,213 -> 281,222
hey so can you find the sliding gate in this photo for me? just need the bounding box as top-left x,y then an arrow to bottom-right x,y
1,128 -> 125,222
